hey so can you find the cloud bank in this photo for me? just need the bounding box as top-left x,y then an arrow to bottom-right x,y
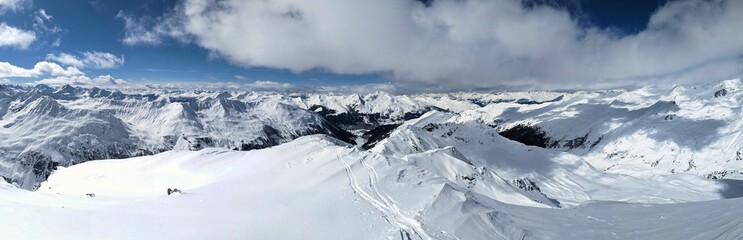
34,74 -> 129,87
120,0 -> 743,89
0,61 -> 128,87
0,61 -> 82,78
46,51 -> 125,69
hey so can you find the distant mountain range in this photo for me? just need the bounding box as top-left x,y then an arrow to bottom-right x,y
3,80 -> 743,190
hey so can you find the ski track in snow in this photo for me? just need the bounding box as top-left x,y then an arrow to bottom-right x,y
336,151 -> 432,240
358,152 -> 399,207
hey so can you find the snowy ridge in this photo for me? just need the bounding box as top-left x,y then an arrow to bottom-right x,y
0,83 -> 583,189
0,85 -> 354,189
5,80 -> 743,189
1,135 -> 739,239
457,79 -> 743,179
373,111 -> 733,206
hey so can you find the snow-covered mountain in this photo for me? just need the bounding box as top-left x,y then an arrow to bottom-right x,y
2,80 -> 743,239
296,79 -> 743,182
0,84 -> 576,190
457,79 -> 743,180
0,85 -> 354,189
5,80 -> 743,187
5,134 -> 741,239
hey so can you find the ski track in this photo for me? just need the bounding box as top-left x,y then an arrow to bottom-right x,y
359,152 -> 399,206
337,150 -> 432,240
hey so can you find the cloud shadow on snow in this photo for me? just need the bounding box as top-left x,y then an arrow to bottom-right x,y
718,179 -> 743,199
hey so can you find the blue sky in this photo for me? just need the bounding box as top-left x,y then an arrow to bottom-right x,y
1,0 -> 741,90
0,0 -> 384,86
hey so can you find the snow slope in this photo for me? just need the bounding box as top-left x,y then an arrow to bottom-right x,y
457,79 -> 743,179
0,135 -> 740,239
373,111 -> 735,206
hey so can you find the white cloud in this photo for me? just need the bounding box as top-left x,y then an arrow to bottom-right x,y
0,0 -> 26,13
0,23 -> 35,49
123,0 -> 743,89
234,75 -> 247,80
138,81 -> 244,90
34,75 -> 129,87
46,51 -> 125,69
316,82 -> 400,94
33,9 -> 64,47
92,75 -> 128,85
34,75 -> 95,86
116,10 -> 186,46
0,58 -> 128,87
36,8 -> 51,21
80,52 -> 125,69
116,11 -> 162,45
32,62 -> 84,76
0,9 -> 62,50
246,80 -> 295,89
45,53 -> 84,68
0,61 -> 83,78
128,80 -> 296,91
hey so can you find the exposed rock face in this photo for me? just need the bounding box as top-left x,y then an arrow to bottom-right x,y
498,124 -> 555,148
714,89 -> 728,98
361,124 -> 402,150
512,178 -> 541,191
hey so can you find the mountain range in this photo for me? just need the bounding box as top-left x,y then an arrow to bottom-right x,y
1,80 -> 743,239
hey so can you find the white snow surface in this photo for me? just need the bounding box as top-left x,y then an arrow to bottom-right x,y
2,80 -> 743,239
0,85 -> 348,189
0,135 -> 740,239
456,79 -> 743,179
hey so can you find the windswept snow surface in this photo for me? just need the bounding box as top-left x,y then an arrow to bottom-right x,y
0,135 -> 741,239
